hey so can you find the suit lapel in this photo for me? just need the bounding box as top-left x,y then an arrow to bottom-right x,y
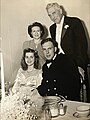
51,23 -> 56,40
61,23 -> 67,39
61,17 -> 69,39
51,17 -> 69,40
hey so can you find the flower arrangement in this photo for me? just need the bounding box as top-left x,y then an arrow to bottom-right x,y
1,90 -> 44,120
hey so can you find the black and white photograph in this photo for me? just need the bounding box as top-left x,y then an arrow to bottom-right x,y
0,0 -> 90,120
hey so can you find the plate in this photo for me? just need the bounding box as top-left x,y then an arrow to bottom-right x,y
73,112 -> 90,119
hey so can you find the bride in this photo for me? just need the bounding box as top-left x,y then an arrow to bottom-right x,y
1,48 -> 44,120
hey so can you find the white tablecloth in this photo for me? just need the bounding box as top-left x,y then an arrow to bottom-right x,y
52,100 -> 90,120
0,99 -> 90,120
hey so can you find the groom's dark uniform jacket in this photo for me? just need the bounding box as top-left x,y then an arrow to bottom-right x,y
38,53 -> 81,101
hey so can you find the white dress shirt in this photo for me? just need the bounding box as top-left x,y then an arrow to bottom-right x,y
56,16 -> 65,54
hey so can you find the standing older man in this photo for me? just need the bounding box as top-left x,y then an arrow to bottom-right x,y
46,2 -> 89,102
38,38 -> 81,101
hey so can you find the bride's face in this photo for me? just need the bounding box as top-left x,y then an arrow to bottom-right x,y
25,52 -> 35,66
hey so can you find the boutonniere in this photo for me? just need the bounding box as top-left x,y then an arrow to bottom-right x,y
64,24 -> 69,29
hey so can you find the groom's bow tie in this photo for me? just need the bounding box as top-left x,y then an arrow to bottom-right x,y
46,59 -> 53,64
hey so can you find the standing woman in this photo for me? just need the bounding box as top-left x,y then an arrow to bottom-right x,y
23,22 -> 46,69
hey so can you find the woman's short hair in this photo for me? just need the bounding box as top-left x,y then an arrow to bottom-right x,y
41,37 -> 59,54
21,48 -> 39,70
28,22 -> 45,38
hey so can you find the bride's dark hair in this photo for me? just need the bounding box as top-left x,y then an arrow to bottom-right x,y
21,48 -> 39,70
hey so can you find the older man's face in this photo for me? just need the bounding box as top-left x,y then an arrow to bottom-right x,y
47,6 -> 62,24
42,41 -> 55,60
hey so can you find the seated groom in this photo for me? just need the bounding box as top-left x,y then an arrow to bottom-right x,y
37,38 -> 81,101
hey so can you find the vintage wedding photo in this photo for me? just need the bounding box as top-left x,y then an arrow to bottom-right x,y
0,0 -> 90,120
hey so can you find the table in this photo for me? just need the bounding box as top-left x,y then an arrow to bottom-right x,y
0,98 -> 90,120
52,100 -> 90,120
